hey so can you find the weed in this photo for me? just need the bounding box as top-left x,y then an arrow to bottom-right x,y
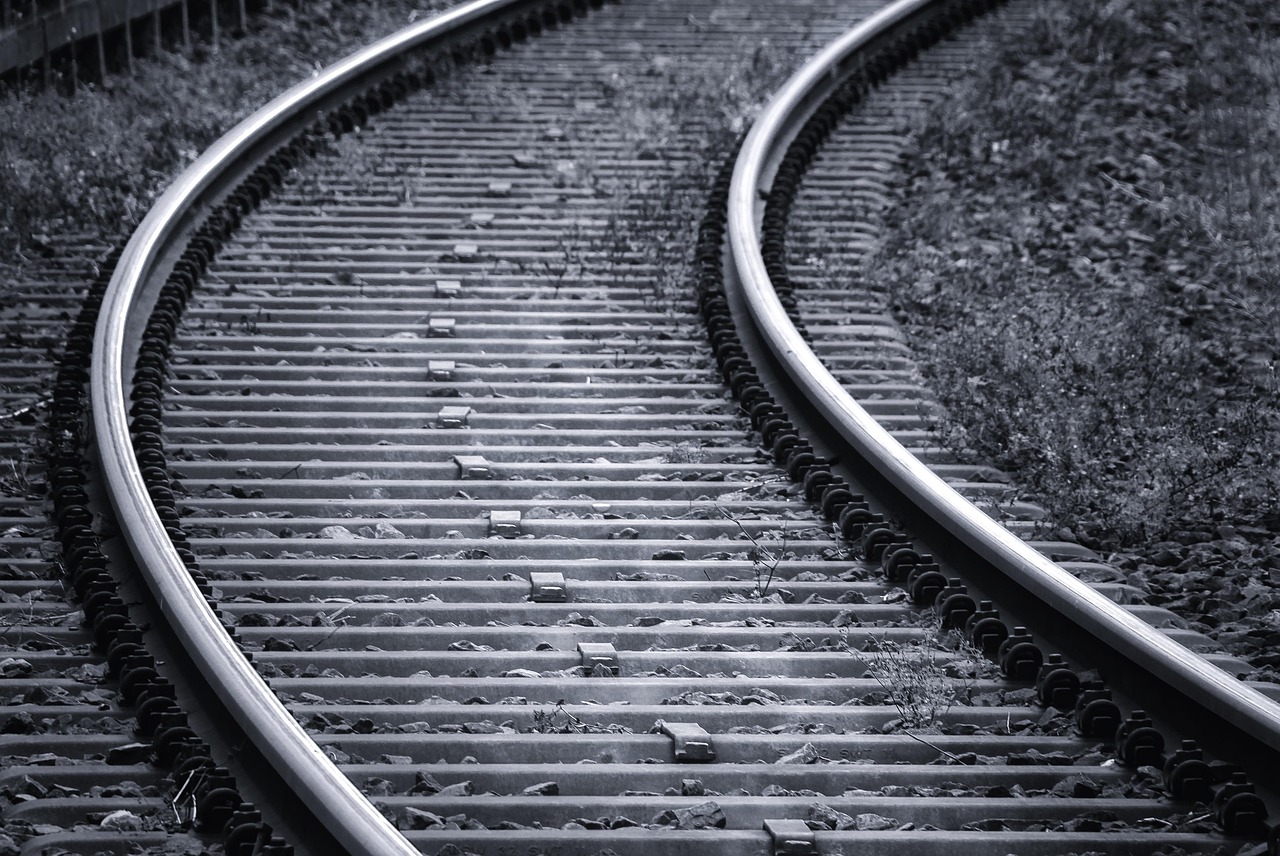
531,701 -> 586,734
862,625 -> 990,731
0,449 -> 43,500
540,223 -> 588,295
717,507 -> 788,598
863,634 -> 952,729
234,306 -> 268,335
530,701 -> 628,735
662,442 -> 706,464
519,30 -> 810,311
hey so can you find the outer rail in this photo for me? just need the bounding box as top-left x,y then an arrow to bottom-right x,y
727,0 -> 1280,755
91,3 -> 533,854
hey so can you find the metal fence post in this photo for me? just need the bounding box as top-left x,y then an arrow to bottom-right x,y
40,17 -> 50,90
121,1 -> 134,75
69,28 -> 77,94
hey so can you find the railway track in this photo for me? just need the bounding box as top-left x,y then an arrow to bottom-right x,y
3,0 -> 1279,853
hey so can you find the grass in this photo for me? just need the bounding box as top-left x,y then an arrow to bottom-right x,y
0,0 -> 454,279
867,0 -> 1280,551
518,30 -> 809,308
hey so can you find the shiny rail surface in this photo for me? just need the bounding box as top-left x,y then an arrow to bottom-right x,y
91,4 -> 537,853
726,0 -> 1280,771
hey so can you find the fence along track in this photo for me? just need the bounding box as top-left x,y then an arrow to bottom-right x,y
1,0 -> 255,84
92,0 -> 1276,855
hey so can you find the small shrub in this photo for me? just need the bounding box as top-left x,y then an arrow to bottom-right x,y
863,628 -> 988,730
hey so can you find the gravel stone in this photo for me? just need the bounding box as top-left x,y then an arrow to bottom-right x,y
651,801 -> 726,829
106,742 -> 153,765
808,803 -> 856,830
775,742 -> 822,764
1052,775 -> 1103,798
372,522 -> 406,539
434,781 -> 474,797
855,813 -> 898,831
1,713 -> 37,734
99,810 -> 143,831
403,807 -> 446,829
362,777 -> 396,796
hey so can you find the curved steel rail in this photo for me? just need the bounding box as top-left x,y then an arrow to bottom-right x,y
727,0 -> 1280,754
91,2 -> 535,853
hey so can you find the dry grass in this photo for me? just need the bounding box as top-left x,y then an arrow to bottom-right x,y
868,0 -> 1280,549
0,0 -> 452,274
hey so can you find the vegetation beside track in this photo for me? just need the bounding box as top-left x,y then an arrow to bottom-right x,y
0,0 -> 450,278
868,0 -> 1280,673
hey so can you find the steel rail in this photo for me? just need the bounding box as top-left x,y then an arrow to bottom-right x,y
727,0 -> 1280,754
90,2 -> 537,853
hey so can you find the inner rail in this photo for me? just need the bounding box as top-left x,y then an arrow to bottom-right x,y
726,0 -> 1280,764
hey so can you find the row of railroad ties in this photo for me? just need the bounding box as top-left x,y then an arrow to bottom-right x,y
39,72 -> 382,855
41,2 -> 1278,851
683,46 -> 1275,852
